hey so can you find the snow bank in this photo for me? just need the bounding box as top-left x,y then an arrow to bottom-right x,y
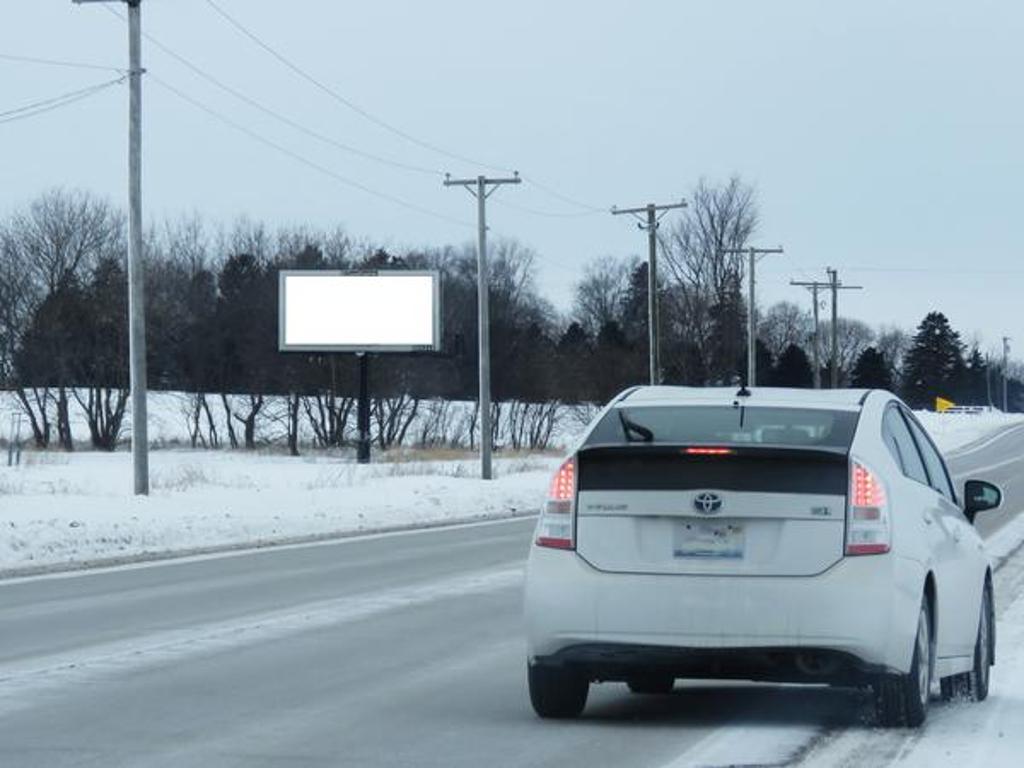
914,410 -> 1024,454
0,451 -> 560,574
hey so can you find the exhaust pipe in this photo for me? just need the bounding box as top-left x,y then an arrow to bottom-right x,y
795,652 -> 840,676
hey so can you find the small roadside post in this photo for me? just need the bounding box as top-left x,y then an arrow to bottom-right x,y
6,413 -> 22,467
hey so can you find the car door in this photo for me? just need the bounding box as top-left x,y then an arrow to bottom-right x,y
904,410 -> 982,657
881,406 -> 961,658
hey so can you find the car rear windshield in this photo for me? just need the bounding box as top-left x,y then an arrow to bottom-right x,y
585,405 -> 859,451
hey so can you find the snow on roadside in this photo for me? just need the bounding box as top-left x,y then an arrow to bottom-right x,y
0,451 -> 559,574
915,410 -> 1024,455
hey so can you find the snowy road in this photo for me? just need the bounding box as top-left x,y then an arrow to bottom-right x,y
2,426 -> 1024,767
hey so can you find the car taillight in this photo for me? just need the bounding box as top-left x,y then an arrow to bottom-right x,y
683,447 -> 734,456
846,458 -> 891,555
536,456 -> 576,550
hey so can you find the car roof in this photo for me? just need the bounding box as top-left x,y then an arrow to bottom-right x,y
616,386 -> 878,411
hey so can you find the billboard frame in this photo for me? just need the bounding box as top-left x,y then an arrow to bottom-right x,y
278,269 -> 442,354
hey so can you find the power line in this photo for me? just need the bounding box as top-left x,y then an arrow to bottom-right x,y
203,0 -> 508,174
0,75 -> 126,125
97,4 -> 441,177
791,264 -> 1024,276
519,174 -> 608,214
200,1 -> 610,214
491,197 -> 602,219
95,2 -> 606,226
0,51 -> 125,73
149,74 -> 473,229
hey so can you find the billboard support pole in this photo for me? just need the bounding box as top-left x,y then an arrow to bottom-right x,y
357,352 -> 371,464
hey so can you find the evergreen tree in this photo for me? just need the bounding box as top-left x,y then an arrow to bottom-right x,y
851,346 -> 893,390
961,347 -> 989,405
755,339 -> 774,385
555,322 -> 592,401
771,344 -> 814,388
901,312 -> 965,408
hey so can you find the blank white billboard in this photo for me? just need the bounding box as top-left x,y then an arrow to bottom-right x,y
279,271 -> 440,352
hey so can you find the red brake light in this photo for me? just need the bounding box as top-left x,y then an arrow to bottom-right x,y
548,457 -> 575,501
684,447 -> 734,456
846,459 -> 890,556
537,457 -> 576,550
852,462 -> 886,507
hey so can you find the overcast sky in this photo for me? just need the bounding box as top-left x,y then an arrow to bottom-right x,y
3,1 -> 1023,356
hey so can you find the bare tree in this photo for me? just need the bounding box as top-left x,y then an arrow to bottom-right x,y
876,325 -> 911,387
373,395 -> 420,449
573,256 -> 633,335
4,190 -> 123,448
822,318 -> 876,385
0,224 -> 35,389
661,177 -> 759,383
759,301 -> 813,359
8,189 -> 121,294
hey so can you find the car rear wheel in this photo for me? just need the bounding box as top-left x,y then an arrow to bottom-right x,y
941,582 -> 993,703
875,598 -> 932,728
528,665 -> 589,719
627,674 -> 675,695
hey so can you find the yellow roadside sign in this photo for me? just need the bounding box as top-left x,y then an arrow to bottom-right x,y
936,397 -> 955,413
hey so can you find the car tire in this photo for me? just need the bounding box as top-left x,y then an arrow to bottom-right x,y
875,597 -> 932,728
627,674 -> 675,695
939,581 -> 994,703
969,581 -> 994,702
528,665 -> 589,719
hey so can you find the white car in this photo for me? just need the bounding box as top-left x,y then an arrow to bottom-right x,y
524,386 -> 1002,727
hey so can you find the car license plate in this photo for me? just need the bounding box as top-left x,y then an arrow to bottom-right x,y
673,521 -> 744,559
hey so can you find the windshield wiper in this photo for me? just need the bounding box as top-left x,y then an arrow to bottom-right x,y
618,409 -> 654,443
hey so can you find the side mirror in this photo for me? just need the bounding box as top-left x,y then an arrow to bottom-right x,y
964,479 -> 1002,523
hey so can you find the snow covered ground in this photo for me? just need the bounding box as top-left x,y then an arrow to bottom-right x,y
915,409 -> 1024,454
0,450 -> 560,574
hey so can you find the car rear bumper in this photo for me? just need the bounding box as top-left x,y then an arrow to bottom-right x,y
524,547 -> 926,676
531,642 -> 887,685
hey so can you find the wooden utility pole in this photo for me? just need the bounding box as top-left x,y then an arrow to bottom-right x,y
611,201 -> 687,384
723,246 -> 784,386
443,172 -> 521,480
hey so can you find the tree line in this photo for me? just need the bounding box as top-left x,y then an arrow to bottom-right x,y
0,183 -> 1017,453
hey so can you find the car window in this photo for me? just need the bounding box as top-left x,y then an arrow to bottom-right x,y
883,407 -> 929,485
882,418 -> 906,471
584,406 -> 859,450
903,411 -> 956,502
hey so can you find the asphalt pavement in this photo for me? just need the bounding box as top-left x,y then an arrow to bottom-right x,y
1,425 -> 1022,768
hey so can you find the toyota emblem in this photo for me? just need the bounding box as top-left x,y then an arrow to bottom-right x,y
693,492 -> 723,514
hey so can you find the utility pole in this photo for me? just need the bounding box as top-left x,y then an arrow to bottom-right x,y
986,353 -> 993,408
444,172 -> 521,480
825,268 -> 863,389
74,0 -> 149,494
790,279 -> 830,389
611,201 -> 687,385
723,246 -> 784,387
1003,337 -> 1011,412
